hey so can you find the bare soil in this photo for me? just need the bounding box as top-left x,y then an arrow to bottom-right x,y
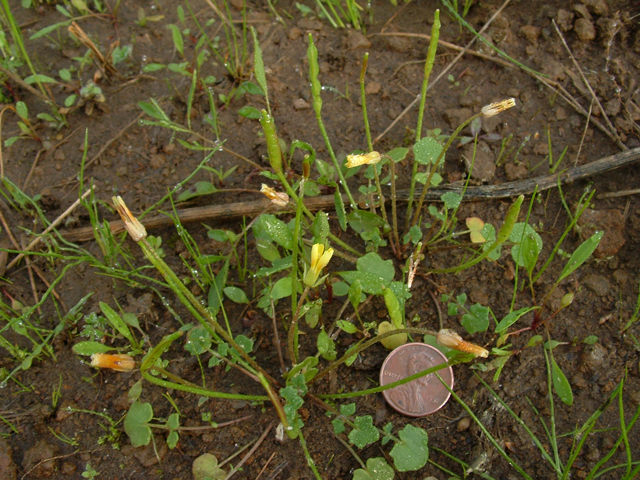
1,1 -> 640,479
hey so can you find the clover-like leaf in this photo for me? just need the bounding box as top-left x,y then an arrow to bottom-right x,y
389,424 -> 429,472
353,457 -> 395,480
192,453 -> 226,480
348,415 -> 379,449
466,217 -> 485,243
461,303 -> 490,334
124,401 -> 153,447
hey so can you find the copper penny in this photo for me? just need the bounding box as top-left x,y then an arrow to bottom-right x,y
379,343 -> 454,417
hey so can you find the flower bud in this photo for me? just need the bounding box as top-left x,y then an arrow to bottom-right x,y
260,184 -> 289,207
112,196 -> 147,242
346,151 -> 381,168
304,243 -> 334,287
436,329 -> 489,358
481,98 -> 516,118
90,353 -> 135,372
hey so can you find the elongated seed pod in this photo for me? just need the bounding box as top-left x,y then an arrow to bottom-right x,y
260,110 -> 282,175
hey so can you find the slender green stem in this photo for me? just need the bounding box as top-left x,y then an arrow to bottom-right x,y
406,10 -> 440,229
288,286 -> 310,364
298,427 -> 323,480
308,34 -> 356,207
310,326 -> 438,385
438,372 -> 533,480
411,113 -> 482,228
317,356 -> 457,399
290,185 -> 305,316
388,157 -> 401,250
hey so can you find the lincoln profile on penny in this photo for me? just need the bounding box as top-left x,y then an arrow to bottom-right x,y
387,351 -> 443,415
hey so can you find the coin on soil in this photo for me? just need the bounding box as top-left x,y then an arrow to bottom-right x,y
379,343 -> 454,417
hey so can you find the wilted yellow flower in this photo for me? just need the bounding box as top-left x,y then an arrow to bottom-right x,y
304,243 -> 334,287
436,329 -> 489,358
346,151 -> 381,168
481,98 -> 516,118
112,196 -> 147,242
90,353 -> 136,372
260,184 -> 289,207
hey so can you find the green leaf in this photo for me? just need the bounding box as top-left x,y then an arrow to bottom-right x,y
255,237 -> 281,262
312,211 -> 329,243
413,136 -> 443,165
303,300 -> 322,328
356,253 -> 395,281
558,231 -> 603,283
100,302 -> 135,345
15,101 -> 28,119
336,320 -> 357,334
340,403 -> 356,416
124,401 -> 153,447
332,418 -> 345,434
142,63 -> 165,72
509,223 -> 542,268
24,74 -> 57,84
239,81 -> 263,96
353,457 -> 395,480
441,191 -> 462,209
390,424 -> 429,472
238,105 -> 261,119
208,260 -> 229,317
184,326 -> 212,355
347,210 -> 385,235
167,430 -> 179,449
166,24 -> 184,56
495,307 -> 537,333
192,453 -> 226,480
461,303 -> 490,334
334,190 -> 347,231
348,415 -> 379,448
271,277 -> 293,300
348,279 -> 363,311
177,181 -> 218,201
64,94 -> 77,107
258,214 -> 294,250
72,341 -> 115,356
223,286 -> 249,304
551,356 -> 573,405
317,329 -> 336,361
138,100 -> 169,121
30,20 -> 72,39
386,147 -> 408,162
521,233 -> 540,275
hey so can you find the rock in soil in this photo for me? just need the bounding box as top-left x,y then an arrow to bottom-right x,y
463,141 -> 496,182
21,440 -> 60,478
574,18 -> 596,41
583,274 -> 611,297
577,208 -> 626,258
0,438 -> 17,480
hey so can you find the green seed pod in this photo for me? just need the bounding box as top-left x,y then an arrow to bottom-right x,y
260,109 -> 282,175
496,195 -> 524,244
307,34 -> 322,113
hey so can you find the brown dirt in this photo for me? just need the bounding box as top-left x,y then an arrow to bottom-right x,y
1,1 -> 639,479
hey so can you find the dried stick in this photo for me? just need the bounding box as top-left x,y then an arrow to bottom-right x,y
223,423 -> 273,480
60,147 -> 640,243
7,188 -> 93,270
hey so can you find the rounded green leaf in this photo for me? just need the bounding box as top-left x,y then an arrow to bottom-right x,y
223,286 -> 249,304
124,401 -> 153,447
348,415 -> 379,449
72,341 -> 115,356
390,424 -> 429,472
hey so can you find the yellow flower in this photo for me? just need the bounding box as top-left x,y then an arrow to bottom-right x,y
481,98 -> 516,118
112,196 -> 147,242
304,243 -> 334,287
346,151 -> 381,168
90,353 -> 136,372
436,329 -> 489,358
260,184 -> 289,207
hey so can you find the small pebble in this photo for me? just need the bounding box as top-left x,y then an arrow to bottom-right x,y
457,417 -> 471,432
